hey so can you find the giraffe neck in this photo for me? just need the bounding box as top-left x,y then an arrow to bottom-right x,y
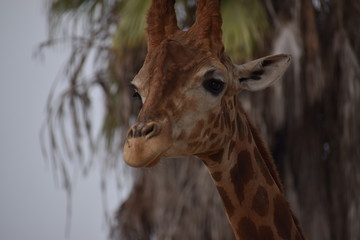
198,99 -> 305,240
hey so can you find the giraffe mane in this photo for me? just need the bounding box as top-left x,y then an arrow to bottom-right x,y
245,115 -> 284,193
190,0 -> 223,54
245,112 -> 307,239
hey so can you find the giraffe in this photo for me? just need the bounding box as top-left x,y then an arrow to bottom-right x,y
123,0 -> 306,239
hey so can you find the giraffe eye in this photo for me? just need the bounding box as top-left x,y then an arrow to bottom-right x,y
132,90 -> 143,109
132,91 -> 141,100
203,78 -> 225,95
131,83 -> 142,102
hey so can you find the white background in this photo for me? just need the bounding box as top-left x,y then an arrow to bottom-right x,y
0,0 -> 120,239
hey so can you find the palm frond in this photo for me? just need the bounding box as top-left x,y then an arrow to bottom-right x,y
112,0 -> 151,56
49,0 -> 92,13
222,0 -> 270,62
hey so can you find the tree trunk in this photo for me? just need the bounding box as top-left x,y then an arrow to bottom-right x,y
262,0 -> 360,239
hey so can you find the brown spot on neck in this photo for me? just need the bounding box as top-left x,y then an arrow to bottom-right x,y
230,150 -> 254,203
237,217 -> 259,240
209,133 -> 218,140
237,219 -> 276,240
207,148 -> 224,163
251,185 -> 269,216
259,225 -> 275,240
273,194 -> 293,239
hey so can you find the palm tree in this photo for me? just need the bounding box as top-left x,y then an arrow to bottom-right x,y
42,0 -> 360,239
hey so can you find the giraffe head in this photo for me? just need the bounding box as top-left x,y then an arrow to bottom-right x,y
123,0 -> 291,167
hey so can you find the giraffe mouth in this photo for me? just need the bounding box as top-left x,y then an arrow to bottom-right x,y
123,133 -> 171,168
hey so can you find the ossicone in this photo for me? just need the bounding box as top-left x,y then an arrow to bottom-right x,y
189,0 -> 223,55
146,0 -> 179,52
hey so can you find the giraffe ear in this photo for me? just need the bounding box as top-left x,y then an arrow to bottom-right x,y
234,54 -> 291,92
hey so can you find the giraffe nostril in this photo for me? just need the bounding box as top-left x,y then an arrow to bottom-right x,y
141,122 -> 160,139
127,127 -> 135,139
143,125 -> 154,136
128,122 -> 160,139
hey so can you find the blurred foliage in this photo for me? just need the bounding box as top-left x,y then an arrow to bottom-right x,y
112,0 -> 150,56
50,0 -> 91,12
222,0 -> 270,61
47,0 -> 269,60
111,0 -> 270,61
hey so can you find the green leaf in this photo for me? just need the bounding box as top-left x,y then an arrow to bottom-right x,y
221,0 -> 270,62
112,0 -> 151,56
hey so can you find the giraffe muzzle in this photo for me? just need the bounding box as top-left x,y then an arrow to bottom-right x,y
124,120 -> 172,168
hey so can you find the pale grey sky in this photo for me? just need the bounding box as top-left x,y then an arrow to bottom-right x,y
0,1 -> 119,239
